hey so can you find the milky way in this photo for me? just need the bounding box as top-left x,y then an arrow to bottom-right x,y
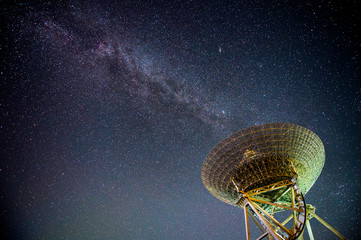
28,9 -> 232,134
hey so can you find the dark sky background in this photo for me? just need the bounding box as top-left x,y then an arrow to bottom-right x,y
1,0 -> 360,239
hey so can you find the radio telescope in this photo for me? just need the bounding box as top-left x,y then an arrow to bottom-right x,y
201,123 -> 346,240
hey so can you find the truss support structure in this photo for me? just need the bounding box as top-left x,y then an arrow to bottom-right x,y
236,177 -> 346,240
238,177 -> 306,240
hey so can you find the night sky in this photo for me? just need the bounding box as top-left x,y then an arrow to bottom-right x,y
1,1 -> 360,239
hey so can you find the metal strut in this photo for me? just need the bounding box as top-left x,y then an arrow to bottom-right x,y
236,177 -> 307,240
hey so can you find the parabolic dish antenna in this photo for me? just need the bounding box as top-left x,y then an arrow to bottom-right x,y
201,123 -> 346,240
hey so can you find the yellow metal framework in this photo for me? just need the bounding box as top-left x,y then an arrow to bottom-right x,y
234,177 -> 306,239
235,178 -> 346,240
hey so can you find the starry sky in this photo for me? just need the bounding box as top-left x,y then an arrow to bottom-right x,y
1,1 -> 360,239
